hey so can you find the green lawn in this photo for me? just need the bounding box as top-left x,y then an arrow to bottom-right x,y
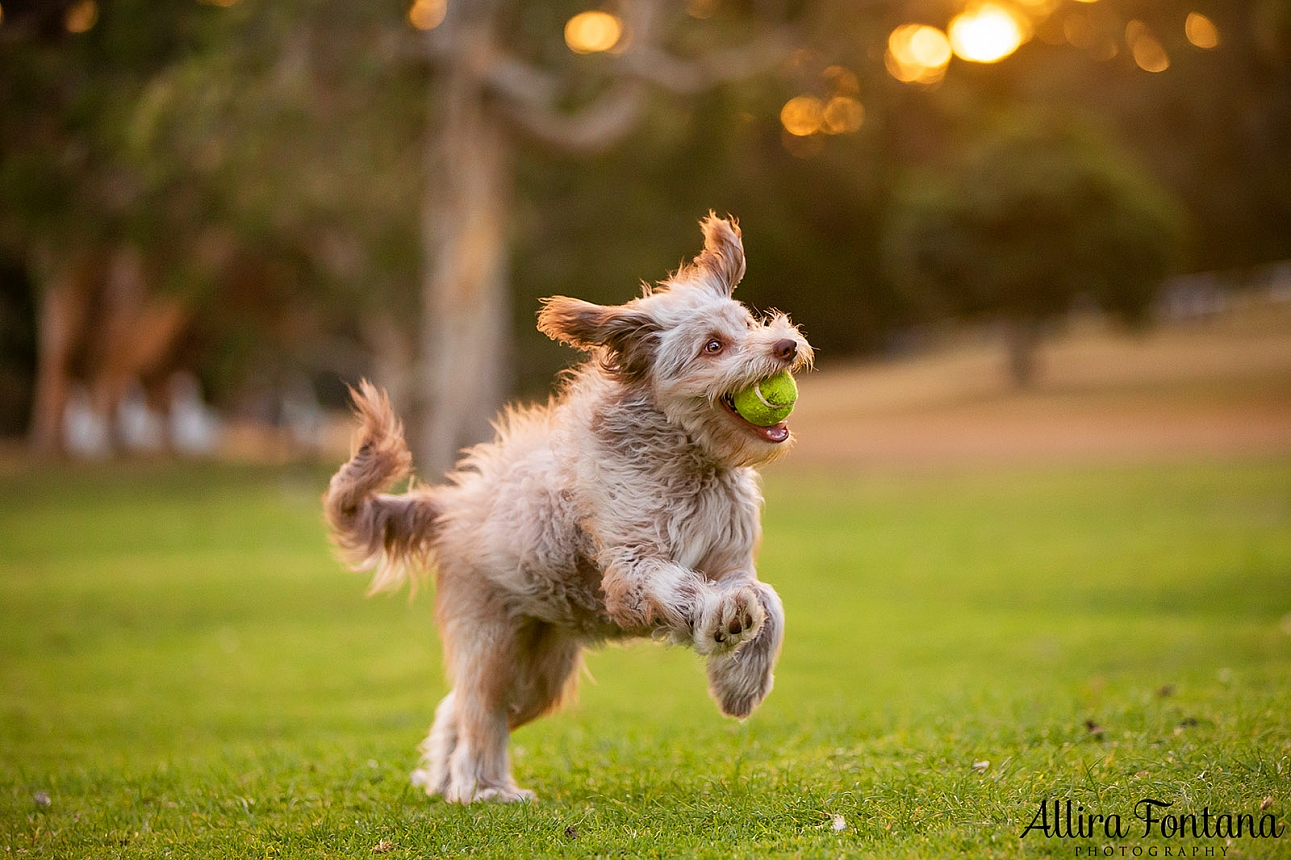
1,459 -> 1289,858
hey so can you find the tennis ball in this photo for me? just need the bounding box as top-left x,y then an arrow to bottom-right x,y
731,370 -> 797,426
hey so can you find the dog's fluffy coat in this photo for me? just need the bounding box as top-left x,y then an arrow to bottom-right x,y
324,215 -> 812,803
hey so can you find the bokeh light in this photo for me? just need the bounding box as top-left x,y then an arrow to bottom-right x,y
1185,12 -> 1220,49
822,97 -> 865,134
823,65 -> 861,97
64,0 -> 98,33
780,67 -> 865,141
909,26 -> 954,68
564,11 -> 622,54
1127,20 -> 1170,72
408,0 -> 446,31
948,4 -> 1028,64
1063,11 -> 1097,49
886,24 -> 952,85
780,96 -> 823,137
1062,7 -> 1118,60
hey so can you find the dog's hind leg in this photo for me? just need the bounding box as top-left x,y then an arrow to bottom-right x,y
411,691 -> 458,797
705,581 -> 784,719
443,677 -> 528,804
507,622 -> 582,730
425,583 -> 534,803
421,621 -> 581,802
433,657 -> 527,803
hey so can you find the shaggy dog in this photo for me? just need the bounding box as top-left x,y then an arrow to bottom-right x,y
324,214 -> 813,803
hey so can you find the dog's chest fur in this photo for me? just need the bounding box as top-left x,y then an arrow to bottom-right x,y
584,390 -> 762,575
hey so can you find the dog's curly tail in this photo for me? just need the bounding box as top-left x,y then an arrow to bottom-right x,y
323,380 -> 440,595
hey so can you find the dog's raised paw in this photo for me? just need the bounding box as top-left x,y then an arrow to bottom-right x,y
707,643 -> 776,718
695,587 -> 765,655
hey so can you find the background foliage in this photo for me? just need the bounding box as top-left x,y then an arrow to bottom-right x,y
1,0 -> 1289,425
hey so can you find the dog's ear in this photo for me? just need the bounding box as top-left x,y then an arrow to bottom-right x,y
690,212 -> 746,297
537,297 -> 658,383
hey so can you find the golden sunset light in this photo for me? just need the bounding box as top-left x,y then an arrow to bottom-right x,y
564,11 -> 623,54
949,4 -> 1027,64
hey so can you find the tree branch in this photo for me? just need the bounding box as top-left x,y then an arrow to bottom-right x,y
451,0 -> 799,153
614,28 -> 798,95
611,0 -> 796,94
499,79 -> 650,154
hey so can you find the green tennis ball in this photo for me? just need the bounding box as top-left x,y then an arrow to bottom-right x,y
732,370 -> 797,426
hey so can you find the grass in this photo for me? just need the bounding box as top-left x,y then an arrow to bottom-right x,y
1,458 -> 1289,858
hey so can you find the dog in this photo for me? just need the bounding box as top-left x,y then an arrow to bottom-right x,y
323,214 -> 813,803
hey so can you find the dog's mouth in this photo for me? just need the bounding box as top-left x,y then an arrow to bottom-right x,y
719,393 -> 791,444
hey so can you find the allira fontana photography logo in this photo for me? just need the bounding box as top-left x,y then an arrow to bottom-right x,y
1020,797 -> 1283,855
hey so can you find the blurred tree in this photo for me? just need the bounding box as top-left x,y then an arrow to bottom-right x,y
126,2 -> 427,412
4,0 -> 1290,458
1010,0 -> 1291,273
0,257 -> 37,435
0,0 -> 204,451
882,114 -> 1185,385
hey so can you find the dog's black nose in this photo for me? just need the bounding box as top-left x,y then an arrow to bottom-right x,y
772,339 -> 798,362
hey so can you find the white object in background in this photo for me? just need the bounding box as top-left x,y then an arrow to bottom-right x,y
281,373 -> 323,450
63,385 -> 111,459
116,380 -> 165,453
168,371 -> 222,456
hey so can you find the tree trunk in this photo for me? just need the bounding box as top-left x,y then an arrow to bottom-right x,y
28,251 -> 91,455
1005,318 -> 1042,388
30,281 -> 74,455
29,244 -> 190,456
361,312 -> 416,419
89,246 -> 187,442
415,6 -> 512,478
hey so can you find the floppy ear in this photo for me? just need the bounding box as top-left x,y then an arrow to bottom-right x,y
537,296 -> 658,383
690,212 -> 746,296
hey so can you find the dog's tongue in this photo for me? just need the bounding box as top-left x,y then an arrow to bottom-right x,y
756,422 -> 790,443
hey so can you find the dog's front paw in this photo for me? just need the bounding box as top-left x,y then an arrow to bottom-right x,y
706,583 -> 784,718
694,587 -> 764,656
707,642 -> 775,719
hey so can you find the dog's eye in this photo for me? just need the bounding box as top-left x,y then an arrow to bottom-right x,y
703,339 -> 724,355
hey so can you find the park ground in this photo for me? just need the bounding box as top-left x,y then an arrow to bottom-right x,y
1,304 -> 1289,858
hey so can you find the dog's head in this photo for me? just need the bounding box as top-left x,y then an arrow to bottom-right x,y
538,213 -> 814,467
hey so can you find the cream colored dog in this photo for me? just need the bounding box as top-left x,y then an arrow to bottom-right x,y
324,214 -> 812,803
